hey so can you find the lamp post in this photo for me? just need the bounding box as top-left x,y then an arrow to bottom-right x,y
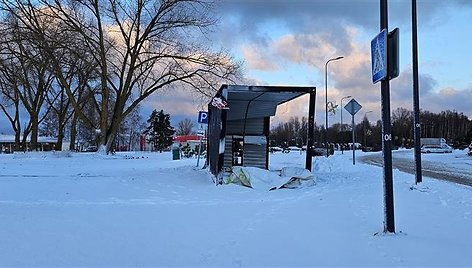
340,95 -> 351,154
363,110 -> 373,149
325,56 -> 344,157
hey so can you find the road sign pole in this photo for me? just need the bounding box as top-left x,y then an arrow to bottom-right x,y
196,111 -> 208,168
380,0 -> 395,233
196,135 -> 203,167
352,114 -> 355,165
344,98 -> 362,165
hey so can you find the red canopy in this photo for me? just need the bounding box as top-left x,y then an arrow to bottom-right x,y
173,135 -> 201,143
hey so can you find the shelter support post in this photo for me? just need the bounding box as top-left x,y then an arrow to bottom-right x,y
352,114 -> 356,165
305,90 -> 316,171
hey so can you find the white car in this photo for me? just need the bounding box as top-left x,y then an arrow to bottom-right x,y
421,144 -> 453,154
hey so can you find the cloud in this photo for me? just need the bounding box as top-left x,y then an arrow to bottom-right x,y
211,0 -> 472,64
421,86 -> 472,117
142,88 -> 209,126
272,33 -> 340,67
239,20 -> 472,125
240,44 -> 279,71
217,0 -> 472,32
149,0 -> 472,127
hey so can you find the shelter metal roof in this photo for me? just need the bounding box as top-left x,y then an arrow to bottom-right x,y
216,85 -> 316,121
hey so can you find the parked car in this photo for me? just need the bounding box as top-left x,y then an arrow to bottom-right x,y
312,147 -> 331,156
421,144 -> 453,154
288,146 -> 302,151
83,145 -> 98,152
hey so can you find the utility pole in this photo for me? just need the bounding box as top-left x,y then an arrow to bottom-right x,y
412,0 -> 422,184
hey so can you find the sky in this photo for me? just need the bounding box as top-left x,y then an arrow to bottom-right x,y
150,0 -> 472,128
1,0 -> 472,133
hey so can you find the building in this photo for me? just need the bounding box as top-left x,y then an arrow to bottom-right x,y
0,134 -> 58,153
173,135 -> 207,151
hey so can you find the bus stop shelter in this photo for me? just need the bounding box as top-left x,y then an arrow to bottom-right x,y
206,85 -> 317,184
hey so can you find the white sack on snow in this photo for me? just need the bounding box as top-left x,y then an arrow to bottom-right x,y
279,167 -> 315,189
280,167 -> 314,180
225,166 -> 315,191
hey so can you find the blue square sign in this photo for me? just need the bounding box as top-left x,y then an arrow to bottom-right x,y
198,111 -> 208,124
371,29 -> 387,84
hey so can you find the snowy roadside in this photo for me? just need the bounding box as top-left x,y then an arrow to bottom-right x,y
0,150 -> 471,266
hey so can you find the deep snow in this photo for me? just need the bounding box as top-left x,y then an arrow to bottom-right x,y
0,149 -> 471,266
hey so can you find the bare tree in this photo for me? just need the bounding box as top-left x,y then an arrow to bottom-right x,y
0,0 -> 241,154
176,118 -> 194,136
0,63 -> 22,150
0,15 -> 55,151
115,104 -> 145,151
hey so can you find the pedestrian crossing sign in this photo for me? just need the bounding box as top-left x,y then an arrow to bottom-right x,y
371,29 -> 387,84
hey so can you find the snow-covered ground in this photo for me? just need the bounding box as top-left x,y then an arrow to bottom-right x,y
1,149 -> 471,266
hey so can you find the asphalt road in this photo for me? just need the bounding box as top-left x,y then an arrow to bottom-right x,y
359,151 -> 472,187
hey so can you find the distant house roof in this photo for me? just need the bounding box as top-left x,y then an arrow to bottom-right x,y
0,134 -> 57,143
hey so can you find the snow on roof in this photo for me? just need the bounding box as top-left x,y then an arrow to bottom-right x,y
0,134 -> 57,143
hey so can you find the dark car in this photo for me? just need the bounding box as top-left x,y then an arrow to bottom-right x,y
84,145 -> 98,152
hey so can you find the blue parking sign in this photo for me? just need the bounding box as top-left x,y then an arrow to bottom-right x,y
198,111 -> 208,124
371,29 -> 387,84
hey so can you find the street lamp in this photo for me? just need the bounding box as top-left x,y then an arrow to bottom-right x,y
363,110 -> 373,149
325,56 -> 344,157
340,95 -> 352,154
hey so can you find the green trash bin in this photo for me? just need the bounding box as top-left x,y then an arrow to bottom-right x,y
172,148 -> 180,160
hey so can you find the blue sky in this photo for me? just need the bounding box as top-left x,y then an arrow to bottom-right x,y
2,0 -> 472,134
148,0 -> 472,129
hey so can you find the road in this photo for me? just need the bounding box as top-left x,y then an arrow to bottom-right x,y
359,151 -> 472,187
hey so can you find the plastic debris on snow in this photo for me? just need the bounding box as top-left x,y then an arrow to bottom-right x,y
224,166 -> 315,191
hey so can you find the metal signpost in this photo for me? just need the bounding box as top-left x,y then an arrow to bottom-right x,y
196,111 -> 208,167
371,0 -> 398,233
344,99 -> 362,165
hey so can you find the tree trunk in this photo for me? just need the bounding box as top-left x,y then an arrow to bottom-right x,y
69,114 -> 78,151
21,129 -> 29,152
55,112 -> 67,151
30,114 -> 39,151
56,126 -> 64,151
14,128 -> 21,152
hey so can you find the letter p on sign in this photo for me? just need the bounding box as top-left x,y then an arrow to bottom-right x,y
198,111 -> 208,124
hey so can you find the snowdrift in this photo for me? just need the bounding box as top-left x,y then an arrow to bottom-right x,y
224,166 -> 315,190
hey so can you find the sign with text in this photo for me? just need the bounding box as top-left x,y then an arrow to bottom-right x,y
197,129 -> 205,137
